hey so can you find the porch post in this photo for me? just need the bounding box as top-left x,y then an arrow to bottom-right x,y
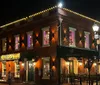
26,61 -> 28,82
57,57 -> 61,85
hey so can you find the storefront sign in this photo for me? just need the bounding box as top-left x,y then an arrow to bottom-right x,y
1,53 -> 20,60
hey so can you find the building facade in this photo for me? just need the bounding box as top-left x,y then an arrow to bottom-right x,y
0,6 -> 99,84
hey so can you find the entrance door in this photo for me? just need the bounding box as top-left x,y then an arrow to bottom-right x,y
28,61 -> 34,81
6,61 -> 15,78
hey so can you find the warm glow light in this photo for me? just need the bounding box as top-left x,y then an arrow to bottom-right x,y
92,24 -> 99,32
94,63 -> 97,66
29,63 -> 32,67
22,63 -> 24,66
79,62 -> 82,66
58,2 -> 63,8
33,62 -> 36,66
66,62 -> 69,65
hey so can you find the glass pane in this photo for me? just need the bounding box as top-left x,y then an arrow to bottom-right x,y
43,29 -> 50,46
2,38 -> 7,52
27,32 -> 33,48
42,57 -> 50,79
15,35 -> 20,50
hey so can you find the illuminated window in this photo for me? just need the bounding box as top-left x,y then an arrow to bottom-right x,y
42,27 -> 50,46
84,31 -> 90,49
15,35 -> 20,50
69,27 -> 76,47
27,31 -> 33,49
2,38 -> 7,52
42,57 -> 50,79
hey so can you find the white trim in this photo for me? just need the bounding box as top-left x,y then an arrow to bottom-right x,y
27,31 -> 33,49
26,31 -> 33,34
42,26 -> 50,30
2,38 -> 7,52
69,27 -> 76,31
84,31 -> 90,49
84,31 -> 90,35
69,27 -> 76,47
42,26 -> 50,47
14,34 -> 20,51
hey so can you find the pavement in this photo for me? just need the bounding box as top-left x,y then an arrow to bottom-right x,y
0,82 -> 100,85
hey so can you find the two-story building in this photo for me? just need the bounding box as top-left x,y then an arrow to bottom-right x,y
0,6 -> 99,84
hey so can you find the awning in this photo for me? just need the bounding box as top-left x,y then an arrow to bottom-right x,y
20,51 -> 37,61
57,46 -> 99,59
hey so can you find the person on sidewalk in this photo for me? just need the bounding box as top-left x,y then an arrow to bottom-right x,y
7,71 -> 12,85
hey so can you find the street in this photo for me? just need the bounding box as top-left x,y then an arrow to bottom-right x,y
0,82 -> 99,85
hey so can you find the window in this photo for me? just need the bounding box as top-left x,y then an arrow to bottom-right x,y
42,27 -> 50,46
69,27 -> 76,47
84,31 -> 90,49
2,38 -> 7,52
27,31 -> 33,49
2,61 -> 6,77
42,57 -> 50,79
15,35 -> 20,50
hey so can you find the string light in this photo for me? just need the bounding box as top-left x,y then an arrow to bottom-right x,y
0,5 -> 100,29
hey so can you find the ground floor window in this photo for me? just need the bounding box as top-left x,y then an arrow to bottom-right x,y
28,61 -> 35,81
42,57 -> 50,79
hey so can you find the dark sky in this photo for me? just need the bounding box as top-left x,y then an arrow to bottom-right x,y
0,0 -> 100,26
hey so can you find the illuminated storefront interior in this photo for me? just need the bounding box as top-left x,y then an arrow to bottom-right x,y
0,53 -> 20,82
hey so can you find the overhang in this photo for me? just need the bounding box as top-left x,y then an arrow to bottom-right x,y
57,46 -> 99,59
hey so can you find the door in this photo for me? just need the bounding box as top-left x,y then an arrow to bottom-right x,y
28,61 -> 34,81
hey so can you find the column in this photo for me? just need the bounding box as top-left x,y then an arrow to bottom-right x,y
57,57 -> 61,85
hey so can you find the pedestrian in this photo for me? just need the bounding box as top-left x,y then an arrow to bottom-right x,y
7,72 -> 12,85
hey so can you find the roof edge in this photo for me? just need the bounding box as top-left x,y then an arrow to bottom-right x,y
0,5 -> 100,28
63,8 -> 100,24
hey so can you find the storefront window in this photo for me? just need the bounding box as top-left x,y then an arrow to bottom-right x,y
42,57 -> 50,79
15,35 -> 20,50
42,27 -> 50,46
2,38 -> 7,52
69,27 -> 76,47
15,60 -> 20,78
27,31 -> 33,49
84,31 -> 90,49
2,61 -> 6,77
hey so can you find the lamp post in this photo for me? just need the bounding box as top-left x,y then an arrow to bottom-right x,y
87,58 -> 93,85
92,23 -> 100,85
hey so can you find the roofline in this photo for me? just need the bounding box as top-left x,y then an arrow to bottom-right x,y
0,6 -> 100,28
63,8 -> 100,24
0,6 -> 57,28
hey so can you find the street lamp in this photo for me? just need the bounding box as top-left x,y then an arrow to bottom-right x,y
92,23 -> 100,85
58,2 -> 63,8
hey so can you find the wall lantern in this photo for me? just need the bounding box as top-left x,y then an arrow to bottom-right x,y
92,24 -> 99,32
94,62 -> 97,66
22,63 -> 24,66
33,62 -> 36,66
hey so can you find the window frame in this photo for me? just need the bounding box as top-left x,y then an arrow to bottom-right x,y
69,27 -> 76,47
42,57 -> 50,79
42,26 -> 50,47
27,31 -> 33,49
84,31 -> 90,49
2,38 -> 7,52
14,34 -> 20,51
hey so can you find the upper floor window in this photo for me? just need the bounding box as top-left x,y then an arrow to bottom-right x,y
15,35 -> 20,50
2,38 -> 7,52
69,27 -> 76,47
84,31 -> 90,49
27,31 -> 33,49
42,27 -> 50,46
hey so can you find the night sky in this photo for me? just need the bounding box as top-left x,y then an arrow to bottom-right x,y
0,0 -> 100,26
